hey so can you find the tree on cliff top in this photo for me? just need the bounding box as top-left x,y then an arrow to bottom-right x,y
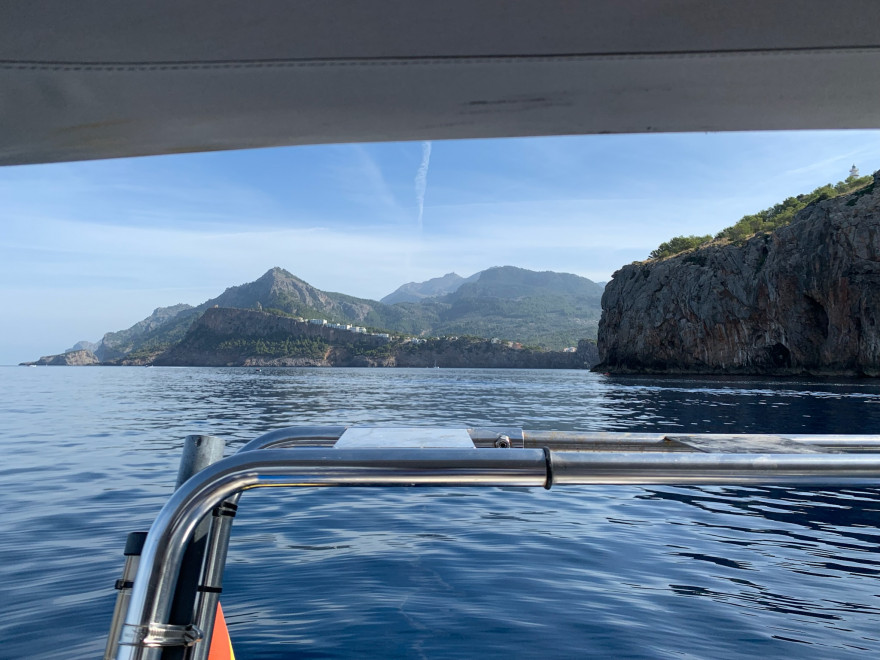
649,173 -> 873,260
649,235 -> 713,260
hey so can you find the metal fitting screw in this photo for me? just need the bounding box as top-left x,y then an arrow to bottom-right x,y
494,435 -> 511,448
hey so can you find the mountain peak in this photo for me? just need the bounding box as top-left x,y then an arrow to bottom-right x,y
381,271 -> 477,304
260,266 -> 298,282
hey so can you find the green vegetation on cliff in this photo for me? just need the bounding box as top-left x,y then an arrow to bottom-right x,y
216,336 -> 329,359
150,308 -> 597,368
649,173 -> 874,260
649,235 -> 713,260
599,168 -> 880,376
423,266 -> 603,346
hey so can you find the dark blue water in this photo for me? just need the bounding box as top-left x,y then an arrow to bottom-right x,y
2,367 -> 880,659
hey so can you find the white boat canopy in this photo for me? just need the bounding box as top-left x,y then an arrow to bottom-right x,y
3,0 -> 880,166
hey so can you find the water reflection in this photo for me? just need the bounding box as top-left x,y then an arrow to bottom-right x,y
640,486 -> 880,554
633,484 -> 880,650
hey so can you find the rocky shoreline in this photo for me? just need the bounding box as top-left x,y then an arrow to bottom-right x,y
22,349 -> 101,366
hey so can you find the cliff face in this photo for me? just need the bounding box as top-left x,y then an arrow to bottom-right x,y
598,172 -> 880,376
26,349 -> 99,366
97,303 -> 196,361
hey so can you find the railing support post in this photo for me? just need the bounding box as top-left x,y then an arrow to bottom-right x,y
164,435 -> 226,660
104,532 -> 149,660
189,495 -> 240,660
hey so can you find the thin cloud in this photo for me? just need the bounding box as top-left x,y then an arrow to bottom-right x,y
331,145 -> 407,222
415,141 -> 432,230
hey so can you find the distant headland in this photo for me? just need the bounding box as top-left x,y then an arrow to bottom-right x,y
22,266 -> 601,369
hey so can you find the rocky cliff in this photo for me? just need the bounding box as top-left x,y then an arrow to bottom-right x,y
597,172 -> 880,376
66,340 -> 100,354
23,349 -> 100,366
97,303 -> 195,361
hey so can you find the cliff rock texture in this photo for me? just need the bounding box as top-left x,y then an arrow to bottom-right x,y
598,172 -> 880,375
26,349 -> 99,366
97,303 -> 194,361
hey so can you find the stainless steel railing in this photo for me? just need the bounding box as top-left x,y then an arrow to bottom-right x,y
110,427 -> 880,660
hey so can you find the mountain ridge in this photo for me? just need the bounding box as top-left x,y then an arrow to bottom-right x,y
151,307 -> 599,368
40,265 -> 604,364
381,271 -> 479,304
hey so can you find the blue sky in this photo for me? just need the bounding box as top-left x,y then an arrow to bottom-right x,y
2,130 -> 879,364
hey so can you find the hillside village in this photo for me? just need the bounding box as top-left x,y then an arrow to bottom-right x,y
290,315 -> 574,352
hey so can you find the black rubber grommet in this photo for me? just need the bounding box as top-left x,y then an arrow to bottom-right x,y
542,447 -> 553,490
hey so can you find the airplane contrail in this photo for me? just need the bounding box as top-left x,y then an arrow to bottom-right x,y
415,141 -> 432,230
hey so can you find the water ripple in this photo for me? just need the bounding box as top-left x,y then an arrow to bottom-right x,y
2,367 -> 880,658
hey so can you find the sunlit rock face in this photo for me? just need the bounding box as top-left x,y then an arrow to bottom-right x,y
598,172 -> 880,376
32,349 -> 100,366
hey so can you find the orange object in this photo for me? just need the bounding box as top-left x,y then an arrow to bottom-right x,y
207,602 -> 235,660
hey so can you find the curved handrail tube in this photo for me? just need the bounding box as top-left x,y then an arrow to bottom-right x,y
236,426 -> 347,453
117,447 -> 548,660
117,446 -> 880,659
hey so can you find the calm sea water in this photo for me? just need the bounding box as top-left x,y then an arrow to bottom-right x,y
2,367 -> 880,659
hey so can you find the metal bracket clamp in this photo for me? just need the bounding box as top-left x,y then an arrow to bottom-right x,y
469,427 -> 525,448
118,622 -> 204,648
333,427 -> 476,449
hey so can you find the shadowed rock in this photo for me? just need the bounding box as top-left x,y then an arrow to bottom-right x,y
597,171 -> 880,376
